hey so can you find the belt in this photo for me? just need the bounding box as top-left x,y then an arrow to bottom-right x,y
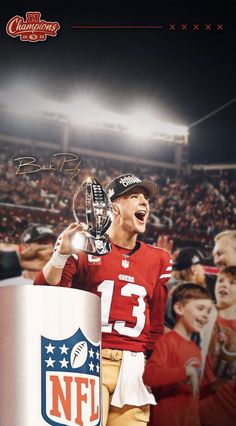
102,348 -> 123,361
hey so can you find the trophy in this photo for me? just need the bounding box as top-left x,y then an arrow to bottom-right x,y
72,177 -> 113,255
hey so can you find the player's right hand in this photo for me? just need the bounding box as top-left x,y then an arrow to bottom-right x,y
55,222 -> 86,255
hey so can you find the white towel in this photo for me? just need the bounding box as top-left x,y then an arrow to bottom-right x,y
111,351 -> 156,407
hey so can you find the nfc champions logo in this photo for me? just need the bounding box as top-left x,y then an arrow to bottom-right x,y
41,328 -> 101,426
6,11 -> 60,42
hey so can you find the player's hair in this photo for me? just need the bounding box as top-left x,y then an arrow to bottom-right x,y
171,283 -> 211,317
214,230 -> 236,245
219,266 -> 236,280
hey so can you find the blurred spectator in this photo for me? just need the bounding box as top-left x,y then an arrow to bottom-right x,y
165,247 -> 206,330
200,266 -> 236,426
213,230 -> 236,270
0,224 -> 57,285
171,247 -> 206,286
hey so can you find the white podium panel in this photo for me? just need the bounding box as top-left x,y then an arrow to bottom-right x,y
0,285 -> 101,426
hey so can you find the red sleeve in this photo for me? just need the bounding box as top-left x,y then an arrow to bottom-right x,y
215,378 -> 236,405
143,336 -> 187,388
34,255 -> 77,287
200,377 -> 236,400
148,250 -> 172,350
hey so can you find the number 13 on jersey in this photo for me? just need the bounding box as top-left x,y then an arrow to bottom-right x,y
98,280 -> 147,337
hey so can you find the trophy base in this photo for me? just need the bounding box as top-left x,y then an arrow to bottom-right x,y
84,236 -> 112,256
72,232 -> 112,256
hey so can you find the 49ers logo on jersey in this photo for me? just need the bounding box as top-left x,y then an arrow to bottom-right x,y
41,328 -> 101,426
6,11 -> 60,42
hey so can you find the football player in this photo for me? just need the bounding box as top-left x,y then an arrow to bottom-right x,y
35,173 -> 172,426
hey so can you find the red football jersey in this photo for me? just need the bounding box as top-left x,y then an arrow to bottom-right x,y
35,242 -> 172,352
143,330 -> 202,426
200,316 -> 236,426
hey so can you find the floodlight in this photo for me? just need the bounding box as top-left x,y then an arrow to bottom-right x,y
125,111 -> 157,139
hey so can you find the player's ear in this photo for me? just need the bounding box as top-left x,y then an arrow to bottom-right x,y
112,201 -> 120,216
173,301 -> 184,316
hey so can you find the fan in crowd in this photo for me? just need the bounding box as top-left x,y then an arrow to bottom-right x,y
200,266 -> 236,426
0,224 -> 56,285
164,247 -> 206,331
143,283 -> 212,426
199,231 -> 236,426
213,230 -> 236,270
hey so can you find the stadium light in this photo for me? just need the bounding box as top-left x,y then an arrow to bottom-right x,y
0,83 -> 189,143
124,110 -> 157,139
66,97 -> 124,130
153,121 -> 188,137
117,110 -> 188,141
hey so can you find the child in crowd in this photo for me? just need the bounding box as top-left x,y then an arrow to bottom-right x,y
143,283 -> 212,426
200,266 -> 236,426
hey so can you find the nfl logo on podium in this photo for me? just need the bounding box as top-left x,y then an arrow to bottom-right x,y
41,328 -> 101,426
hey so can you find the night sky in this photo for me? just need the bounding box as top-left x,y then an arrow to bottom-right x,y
1,1 -> 236,164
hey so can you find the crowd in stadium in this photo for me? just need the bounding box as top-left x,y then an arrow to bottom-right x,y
0,142 -> 236,249
1,143 -> 236,426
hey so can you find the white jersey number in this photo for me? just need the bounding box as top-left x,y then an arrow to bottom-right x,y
97,280 -> 147,337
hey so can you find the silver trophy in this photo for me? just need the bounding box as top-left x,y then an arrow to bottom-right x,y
72,177 -> 113,255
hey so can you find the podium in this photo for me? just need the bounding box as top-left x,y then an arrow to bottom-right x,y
0,285 -> 101,426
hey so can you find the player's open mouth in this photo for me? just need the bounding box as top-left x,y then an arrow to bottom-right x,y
135,211 -> 146,223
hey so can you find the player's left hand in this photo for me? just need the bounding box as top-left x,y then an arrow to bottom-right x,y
54,222 -> 88,254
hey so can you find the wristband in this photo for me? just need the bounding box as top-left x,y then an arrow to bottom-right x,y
50,251 -> 70,269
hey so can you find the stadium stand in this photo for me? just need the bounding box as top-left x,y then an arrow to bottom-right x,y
1,142 -> 235,254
